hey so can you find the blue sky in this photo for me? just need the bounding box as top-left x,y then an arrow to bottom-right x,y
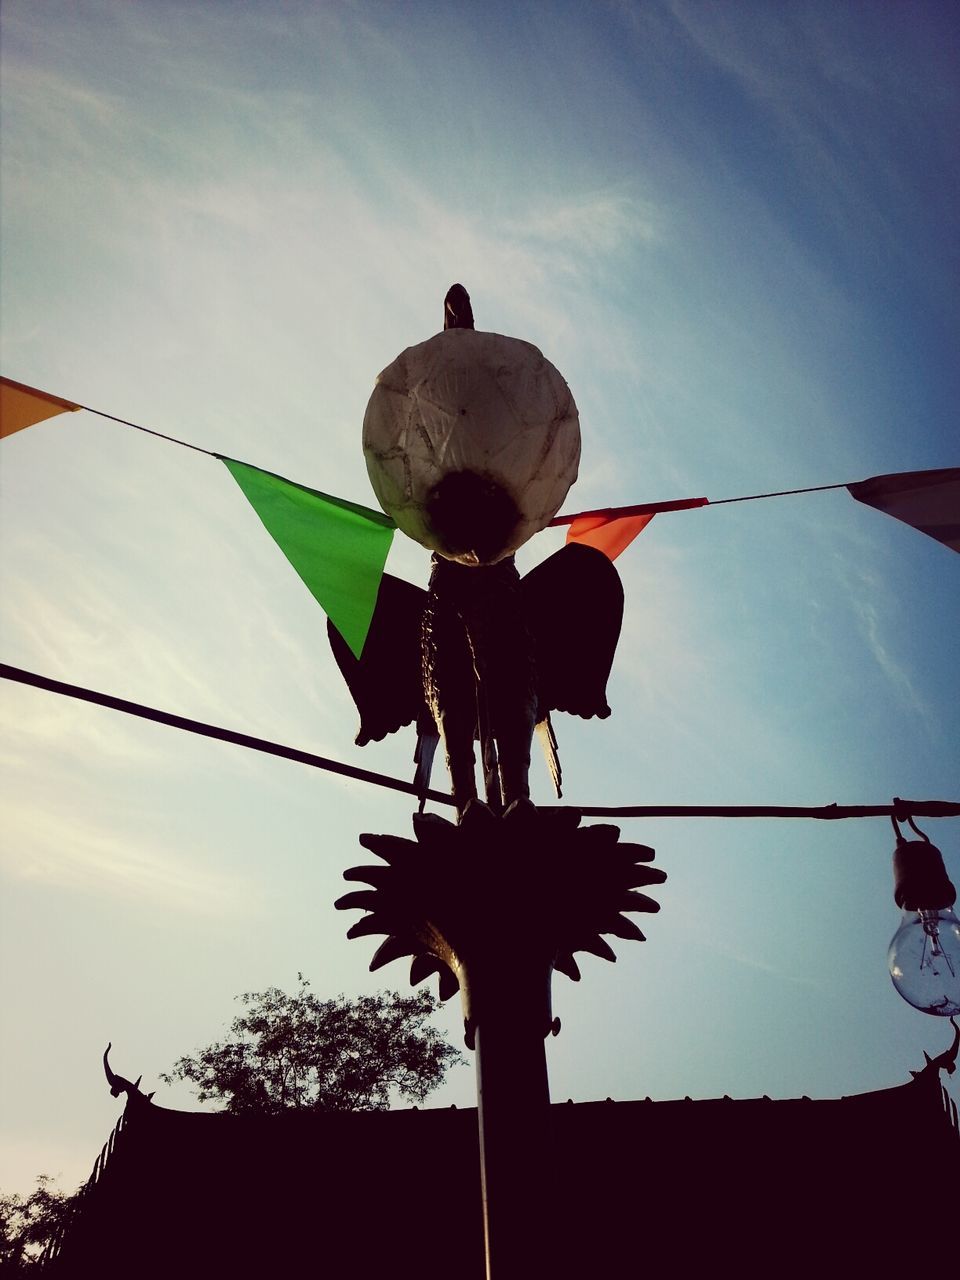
1,0 -> 958,1194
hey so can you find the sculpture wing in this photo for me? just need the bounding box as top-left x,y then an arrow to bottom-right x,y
328,573 -> 429,745
522,542 -> 624,719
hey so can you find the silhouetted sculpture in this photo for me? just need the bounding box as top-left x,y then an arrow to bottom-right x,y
330,286 -> 624,814
330,283 -> 621,813
330,544 -> 621,811
103,1043 -> 153,1102
332,285 -> 646,1276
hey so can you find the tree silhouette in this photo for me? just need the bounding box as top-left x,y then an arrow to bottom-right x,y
161,977 -> 462,1114
0,1176 -> 78,1271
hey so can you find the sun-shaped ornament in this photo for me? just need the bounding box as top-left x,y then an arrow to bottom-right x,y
335,802 -> 666,1047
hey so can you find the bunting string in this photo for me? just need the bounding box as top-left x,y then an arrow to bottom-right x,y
1,377 -> 957,810
1,374 -> 957,658
706,482 -> 850,505
75,404 -> 221,459
3,663 -> 958,823
4,374 -> 953,524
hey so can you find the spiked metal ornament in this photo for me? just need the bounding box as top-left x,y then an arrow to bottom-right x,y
335,800 -> 666,1047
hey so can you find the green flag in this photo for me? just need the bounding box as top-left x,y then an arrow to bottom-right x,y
222,458 -> 395,658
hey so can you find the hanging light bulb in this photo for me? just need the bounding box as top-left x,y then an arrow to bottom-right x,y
887,813 -> 960,1016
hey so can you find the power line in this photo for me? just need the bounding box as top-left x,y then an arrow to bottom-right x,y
4,663 -> 957,824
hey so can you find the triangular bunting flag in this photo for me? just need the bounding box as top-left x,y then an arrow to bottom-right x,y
222,458 -> 396,657
1,376 -> 81,438
555,496 -> 708,560
566,513 -> 655,560
847,468 -> 960,554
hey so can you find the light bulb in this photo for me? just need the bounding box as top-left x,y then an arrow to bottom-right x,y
888,906 -> 960,1016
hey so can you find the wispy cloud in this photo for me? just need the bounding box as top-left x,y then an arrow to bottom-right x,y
0,62 -> 124,157
501,191 -> 659,259
848,589 -> 930,725
0,680 -> 158,770
824,539 -> 934,728
2,558 -> 236,723
1,536 -> 355,774
661,0 -> 956,292
2,803 -> 256,915
699,931 -> 821,988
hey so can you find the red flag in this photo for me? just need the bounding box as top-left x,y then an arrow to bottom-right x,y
847,468 -> 960,554
566,512 -> 655,560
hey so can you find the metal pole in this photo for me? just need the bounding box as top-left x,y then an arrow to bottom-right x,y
474,1000 -> 552,1278
340,808 -> 665,1278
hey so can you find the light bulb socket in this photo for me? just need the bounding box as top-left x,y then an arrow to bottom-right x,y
892,840 -> 956,911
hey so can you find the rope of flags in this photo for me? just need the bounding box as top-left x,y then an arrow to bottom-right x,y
2,375 -> 958,659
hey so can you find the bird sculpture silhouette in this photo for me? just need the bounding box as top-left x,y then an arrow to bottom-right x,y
330,285 -> 623,813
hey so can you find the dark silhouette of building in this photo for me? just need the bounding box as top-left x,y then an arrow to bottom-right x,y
44,1067 -> 958,1278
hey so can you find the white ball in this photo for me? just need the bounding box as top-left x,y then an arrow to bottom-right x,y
363,328 -> 580,564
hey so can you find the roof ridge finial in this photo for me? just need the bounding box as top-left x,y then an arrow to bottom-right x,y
103,1042 -> 153,1102
909,1016 -> 960,1084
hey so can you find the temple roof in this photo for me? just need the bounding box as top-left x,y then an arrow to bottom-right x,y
47,1076 -> 959,1277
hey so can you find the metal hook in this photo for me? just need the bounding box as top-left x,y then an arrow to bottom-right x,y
890,796 -> 919,844
905,813 -> 931,843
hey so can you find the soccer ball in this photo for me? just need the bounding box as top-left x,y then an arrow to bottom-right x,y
363,328 -> 580,565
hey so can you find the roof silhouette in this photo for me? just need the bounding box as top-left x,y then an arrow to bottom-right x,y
47,1073 -> 958,1278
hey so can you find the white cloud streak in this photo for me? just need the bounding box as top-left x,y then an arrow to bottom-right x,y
1,803 -> 256,915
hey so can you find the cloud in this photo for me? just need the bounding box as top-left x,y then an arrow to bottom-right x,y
699,931 -> 821,988
1,553 -> 236,724
501,191 -> 659,259
660,0 -> 956,292
821,533 -> 934,728
848,589 -> 930,725
1,802 -> 256,915
0,680 -> 158,771
4,14 -> 671,435
0,62 -> 124,161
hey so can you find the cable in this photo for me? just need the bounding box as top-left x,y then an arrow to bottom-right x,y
0,663 -> 455,808
573,801 -> 960,820
4,663 -> 958,823
76,404 -> 221,459
707,481 -> 850,505
7,379 -> 873,516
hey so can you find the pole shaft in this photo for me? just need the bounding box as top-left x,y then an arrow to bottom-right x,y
474,1013 -> 552,1279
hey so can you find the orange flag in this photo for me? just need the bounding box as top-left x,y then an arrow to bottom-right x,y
565,512 -> 655,560
556,496 -> 708,560
0,377 -> 81,438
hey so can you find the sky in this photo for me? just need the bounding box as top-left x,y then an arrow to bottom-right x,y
1,0 -> 958,1197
